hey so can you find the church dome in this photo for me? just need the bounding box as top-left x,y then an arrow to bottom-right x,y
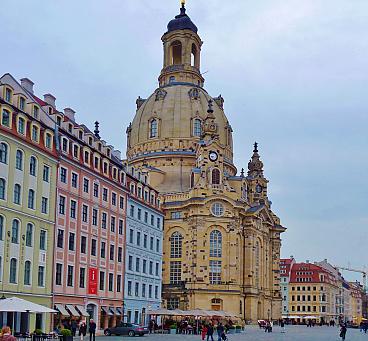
167,4 -> 198,33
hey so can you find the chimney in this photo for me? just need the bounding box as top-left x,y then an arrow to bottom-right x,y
64,108 -> 75,121
20,78 -> 34,94
44,94 -> 56,108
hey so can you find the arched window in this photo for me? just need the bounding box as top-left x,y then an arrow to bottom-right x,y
16,150 -> 23,170
212,169 -> 220,185
11,219 -> 19,243
29,156 -> 37,176
0,215 -> 3,240
0,179 -> 5,199
0,143 -> 8,163
191,43 -> 197,67
210,230 -> 222,257
149,119 -> 158,138
2,109 -> 10,127
255,241 -> 260,289
28,189 -> 35,209
18,117 -> 25,134
171,41 -> 182,65
170,232 -> 183,258
193,119 -> 202,137
24,261 -> 31,285
26,223 -> 33,247
13,184 -> 21,204
9,258 -> 17,284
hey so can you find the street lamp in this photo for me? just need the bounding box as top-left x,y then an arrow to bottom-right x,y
268,309 -> 270,321
122,302 -> 126,322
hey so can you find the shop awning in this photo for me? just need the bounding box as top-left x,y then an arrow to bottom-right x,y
111,307 -> 121,316
66,304 -> 80,317
76,305 -> 90,317
116,307 -> 123,316
55,304 -> 70,316
101,306 -> 114,316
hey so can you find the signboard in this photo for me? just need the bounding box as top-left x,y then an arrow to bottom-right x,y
88,267 -> 98,295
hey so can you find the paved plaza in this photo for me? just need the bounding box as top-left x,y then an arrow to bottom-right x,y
91,325 -> 368,340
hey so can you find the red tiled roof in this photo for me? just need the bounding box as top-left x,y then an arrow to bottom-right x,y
33,95 -> 47,107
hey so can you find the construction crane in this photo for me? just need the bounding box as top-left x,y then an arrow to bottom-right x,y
335,266 -> 367,292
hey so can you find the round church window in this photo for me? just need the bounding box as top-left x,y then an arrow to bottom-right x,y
211,202 -> 224,217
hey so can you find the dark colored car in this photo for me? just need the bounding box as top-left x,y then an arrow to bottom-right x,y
104,323 -> 148,337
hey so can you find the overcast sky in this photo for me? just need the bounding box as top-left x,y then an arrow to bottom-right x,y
1,0 -> 367,281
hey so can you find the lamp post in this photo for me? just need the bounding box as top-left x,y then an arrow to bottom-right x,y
267,309 -> 270,321
122,302 -> 126,323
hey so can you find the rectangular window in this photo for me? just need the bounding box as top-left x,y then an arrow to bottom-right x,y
155,285 -> 159,299
92,209 -> 98,226
38,266 -> 45,287
101,241 -> 106,258
144,212 -> 148,223
70,200 -> 77,218
43,166 -> 50,182
143,260 -> 147,274
128,255 -> 133,271
81,236 -> 87,254
45,133 -> 52,148
60,167 -> 67,183
57,229 -> 64,248
41,197 -> 48,214
67,265 -> 74,287
79,267 -> 85,288
149,261 -> 153,275
148,284 -> 152,298
103,188 -> 108,201
82,204 -> 88,222
39,230 -> 47,250
155,262 -> 159,276
135,282 -> 139,296
170,261 -> 182,284
108,273 -> 113,291
32,126 -> 39,141
118,219 -> 123,235
156,239 -> 160,252
69,232 -> 75,251
93,183 -> 99,197
117,275 -> 121,292
102,212 -> 107,229
130,205 -> 135,217
18,118 -> 25,134
137,208 -> 142,220
127,281 -> 132,296
111,193 -> 116,206
73,145 -> 79,158
150,236 -> 154,250
143,234 -> 147,248
99,271 -> 105,290
110,216 -> 115,232
59,196 -> 65,215
119,196 -> 124,209
157,217 -> 161,229
118,247 -> 122,262
129,229 -> 134,243
150,214 -> 154,226
83,178 -> 89,193
171,211 -> 182,219
209,260 -> 222,284
142,283 -> 146,297
136,257 -> 140,272
56,263 -> 62,285
91,239 -> 97,256
109,245 -> 114,261
71,173 -> 78,188
136,231 -> 141,246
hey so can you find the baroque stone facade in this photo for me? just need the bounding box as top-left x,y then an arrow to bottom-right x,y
126,4 -> 286,321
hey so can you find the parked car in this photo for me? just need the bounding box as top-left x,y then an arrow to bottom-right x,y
104,323 -> 148,337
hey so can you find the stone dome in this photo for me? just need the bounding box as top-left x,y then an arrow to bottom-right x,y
127,84 -> 233,166
167,5 -> 198,34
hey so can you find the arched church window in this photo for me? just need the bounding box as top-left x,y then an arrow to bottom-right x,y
171,41 -> 182,65
210,230 -> 222,257
191,43 -> 197,67
193,119 -> 202,137
212,168 -> 220,185
170,232 -> 183,258
149,119 -> 158,138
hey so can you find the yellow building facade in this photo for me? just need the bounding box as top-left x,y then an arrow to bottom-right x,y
126,4 -> 286,321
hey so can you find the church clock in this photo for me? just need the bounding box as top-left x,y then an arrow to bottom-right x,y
209,151 -> 218,162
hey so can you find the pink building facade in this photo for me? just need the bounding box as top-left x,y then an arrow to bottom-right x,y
52,112 -> 127,330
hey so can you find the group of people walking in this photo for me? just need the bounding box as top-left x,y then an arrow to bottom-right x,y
201,323 -> 227,341
55,319 -> 96,341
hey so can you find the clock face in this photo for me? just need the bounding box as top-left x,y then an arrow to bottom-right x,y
209,151 -> 218,162
256,184 -> 263,193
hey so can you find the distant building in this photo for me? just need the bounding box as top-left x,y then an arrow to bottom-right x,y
349,281 -> 365,325
280,257 -> 295,317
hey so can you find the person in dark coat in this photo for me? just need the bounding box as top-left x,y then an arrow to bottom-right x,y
206,323 -> 214,341
89,319 -> 96,341
339,324 -> 347,341
71,320 -> 77,337
79,321 -> 87,341
216,323 -> 224,341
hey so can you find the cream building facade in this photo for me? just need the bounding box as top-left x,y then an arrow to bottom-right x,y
126,4 -> 286,321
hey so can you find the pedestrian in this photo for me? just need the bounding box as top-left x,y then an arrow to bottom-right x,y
280,319 -> 285,333
201,324 -> 208,341
216,323 -> 224,341
206,323 -> 214,341
339,324 -> 347,341
89,319 -> 96,341
269,321 -> 273,332
79,321 -> 87,341
71,320 -> 77,337
1,327 -> 16,341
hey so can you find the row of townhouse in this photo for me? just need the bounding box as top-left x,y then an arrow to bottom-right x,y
0,74 -> 164,333
280,257 -> 367,325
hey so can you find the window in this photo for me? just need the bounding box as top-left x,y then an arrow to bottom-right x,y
143,260 -> 147,273
150,214 -> 154,226
26,223 -> 33,246
0,216 -> 4,240
18,118 -> 25,134
0,179 -> 5,199
210,230 -> 222,257
170,261 -> 182,284
136,231 -> 141,246
0,143 -> 8,164
19,97 -> 26,110
157,217 -> 161,229
71,173 -> 78,188
118,219 -> 123,235
93,183 -> 99,197
212,169 -> 220,185
149,119 -> 158,138
99,271 -> 105,290
1,110 -> 10,127
155,262 -> 159,276
119,196 -> 124,209
81,236 -> 87,254
118,247 -> 122,262
92,209 -> 98,226
143,234 -> 147,248
82,205 -> 88,222
70,200 -> 76,218
79,267 -> 86,288
84,151 -> 89,164
28,189 -> 35,209
60,167 -> 67,183
136,258 -> 140,272
11,220 -> 19,244
148,285 -> 152,298
101,241 -> 106,258
108,273 -> 113,291
69,232 -> 75,251
137,208 -> 142,220
130,205 -> 134,217
142,283 -> 146,297
170,232 -> 183,258
103,188 -> 108,201
38,266 -> 45,287
209,260 -> 222,284
67,265 -> 74,286
16,150 -> 23,170
94,156 -> 99,168
150,236 -> 154,250
31,126 -> 39,141
41,197 -> 48,214
61,138 -> 68,152
193,118 -> 202,137
112,193 -> 116,206
135,282 -> 139,296
156,239 -> 160,252
57,229 -> 64,248
29,156 -> 37,176
24,261 -> 31,285
149,261 -> 153,275
211,202 -> 224,217
45,133 -> 52,149
91,239 -> 97,256
110,216 -> 115,232
13,184 -> 21,204
5,88 -> 12,102
109,245 -> 114,261
128,255 -> 133,271
33,106 -> 39,119
73,145 -> 79,158
129,229 -> 134,243
83,178 -> 89,193
43,165 -> 50,182
144,212 -> 148,223
127,281 -> 132,296
9,258 -> 17,283
101,212 -> 107,229
59,196 -> 65,214
155,285 -> 159,299
171,211 -> 181,219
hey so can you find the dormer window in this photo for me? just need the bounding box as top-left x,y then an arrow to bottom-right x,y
107,149 -> 111,157
56,116 -> 61,126
18,117 -> 25,135
68,124 -> 73,133
19,97 -> 26,111
98,143 -> 102,151
84,151 -> 89,164
1,109 -> 10,127
31,126 -> 39,142
79,131 -> 83,139
33,106 -> 39,119
113,168 -> 117,179
103,162 -> 108,174
48,107 -> 52,114
45,133 -> 52,149
149,119 -> 158,138
94,156 -> 99,169
5,88 -> 12,102
61,137 -> 68,153
73,144 -> 79,158
89,137 -> 92,146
